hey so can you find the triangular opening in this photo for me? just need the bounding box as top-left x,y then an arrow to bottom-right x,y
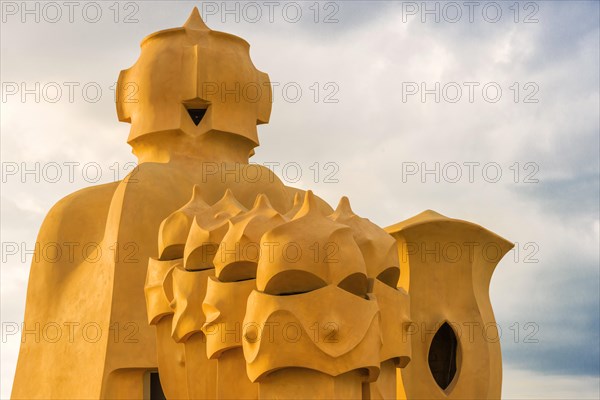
187,108 -> 207,126
428,322 -> 458,391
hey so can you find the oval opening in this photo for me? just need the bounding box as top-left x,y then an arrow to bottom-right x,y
428,322 -> 458,391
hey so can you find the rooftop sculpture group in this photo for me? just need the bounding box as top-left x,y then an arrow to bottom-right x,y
12,8 -> 512,400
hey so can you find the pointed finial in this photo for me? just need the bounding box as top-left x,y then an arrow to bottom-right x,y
329,196 -> 356,219
293,190 -> 319,219
253,193 -> 273,210
214,188 -> 247,213
223,188 -> 234,198
184,7 -> 209,31
190,184 -> 205,203
218,188 -> 238,204
292,192 -> 302,206
183,184 -> 209,210
337,196 -> 354,214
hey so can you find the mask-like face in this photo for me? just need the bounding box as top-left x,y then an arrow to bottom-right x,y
117,8 -> 271,149
256,191 -> 368,296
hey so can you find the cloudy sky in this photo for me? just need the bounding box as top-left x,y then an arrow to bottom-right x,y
1,1 -> 599,398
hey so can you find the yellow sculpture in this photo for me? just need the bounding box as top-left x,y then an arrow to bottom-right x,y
386,211 -> 513,399
12,8 -> 512,400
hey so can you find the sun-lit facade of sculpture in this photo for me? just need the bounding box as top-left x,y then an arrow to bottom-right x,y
12,8 -> 512,400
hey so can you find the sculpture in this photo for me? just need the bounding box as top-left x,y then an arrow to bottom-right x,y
12,8 -> 512,400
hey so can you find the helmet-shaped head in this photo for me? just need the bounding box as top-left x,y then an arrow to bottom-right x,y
117,8 -> 271,160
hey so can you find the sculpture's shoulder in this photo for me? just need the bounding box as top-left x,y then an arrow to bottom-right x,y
37,181 -> 121,244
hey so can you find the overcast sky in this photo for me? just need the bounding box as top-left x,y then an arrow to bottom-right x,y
1,1 -> 599,398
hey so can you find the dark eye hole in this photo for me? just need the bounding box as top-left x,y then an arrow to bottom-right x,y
376,266 -> 400,288
428,322 -> 458,390
187,108 -> 207,126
